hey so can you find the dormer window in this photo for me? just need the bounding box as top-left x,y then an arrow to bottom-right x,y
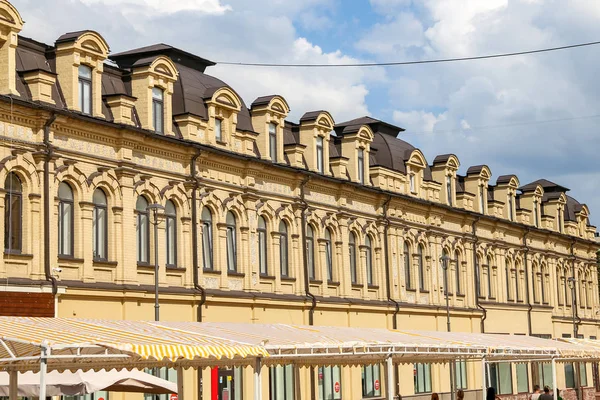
152,87 -> 164,134
558,208 -> 563,233
215,118 -> 223,142
358,148 -> 365,184
507,194 -> 514,221
269,123 -> 277,162
479,186 -> 485,213
533,200 -> 539,227
78,65 -> 92,115
446,176 -> 453,206
410,174 -> 416,193
316,136 -> 324,173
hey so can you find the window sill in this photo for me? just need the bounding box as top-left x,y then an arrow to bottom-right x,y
93,260 -> 118,267
227,271 -> 245,278
58,255 -> 84,263
406,288 -> 416,292
281,276 -> 296,282
166,265 -> 186,272
368,284 -> 379,290
419,289 -> 429,294
216,140 -> 227,145
309,279 -> 323,285
203,268 -> 221,275
351,283 -> 363,289
260,274 -> 276,281
137,263 -> 155,270
456,293 -> 465,298
4,251 -> 33,259
327,280 -> 340,287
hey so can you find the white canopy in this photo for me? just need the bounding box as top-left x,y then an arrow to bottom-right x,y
0,369 -> 177,397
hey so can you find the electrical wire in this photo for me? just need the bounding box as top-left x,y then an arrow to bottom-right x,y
402,113 -> 600,136
216,40 -> 600,68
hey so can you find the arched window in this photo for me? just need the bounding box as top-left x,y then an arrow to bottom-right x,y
325,228 -> 333,282
4,172 -> 22,253
404,241 -> 412,290
441,248 -> 450,294
201,207 -> 213,270
487,255 -> 495,299
349,232 -> 357,284
541,264 -> 548,304
92,188 -> 108,261
258,216 -> 268,276
165,200 -> 177,266
136,196 -> 149,264
226,211 -> 237,272
505,259 -> 513,301
454,250 -> 462,295
58,182 -> 74,256
417,244 -> 425,291
365,235 -> 373,286
306,225 -> 315,280
279,221 -> 289,277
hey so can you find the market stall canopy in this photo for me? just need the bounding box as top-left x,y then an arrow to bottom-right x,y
0,369 -> 177,396
0,317 -> 269,372
154,322 -> 600,366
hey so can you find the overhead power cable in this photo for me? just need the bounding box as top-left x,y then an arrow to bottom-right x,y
403,113 -> 600,136
216,40 -> 600,68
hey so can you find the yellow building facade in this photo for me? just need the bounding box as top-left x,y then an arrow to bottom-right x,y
0,1 -> 598,399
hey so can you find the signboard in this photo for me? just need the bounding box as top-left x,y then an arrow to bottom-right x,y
334,382 -> 340,393
374,380 -> 380,391
169,394 -> 177,400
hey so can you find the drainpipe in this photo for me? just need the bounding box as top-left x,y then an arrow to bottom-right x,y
570,238 -> 580,336
189,150 -> 204,400
523,228 -> 532,336
190,150 -> 205,322
472,217 -> 486,332
382,194 -> 400,397
298,175 -> 316,400
43,113 -> 58,297
382,195 -> 400,329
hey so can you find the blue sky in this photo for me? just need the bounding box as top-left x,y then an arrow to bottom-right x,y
13,0 -> 600,228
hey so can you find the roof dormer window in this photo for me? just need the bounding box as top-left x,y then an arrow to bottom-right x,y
507,194 -> 514,221
152,87 -> 164,134
358,148 -> 365,184
215,118 -> 223,142
446,176 -> 453,206
269,122 -> 278,162
479,185 -> 485,213
78,65 -> 92,115
316,136 -> 324,173
410,173 -> 416,193
533,200 -> 539,227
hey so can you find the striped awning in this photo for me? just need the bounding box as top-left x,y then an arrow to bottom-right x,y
0,317 -> 268,371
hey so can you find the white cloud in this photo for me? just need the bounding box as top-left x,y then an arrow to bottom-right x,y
392,110 -> 446,133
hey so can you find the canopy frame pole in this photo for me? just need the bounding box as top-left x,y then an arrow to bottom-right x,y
8,370 -> 17,400
177,367 -> 184,400
552,358 -> 557,400
39,342 -> 48,400
481,357 -> 487,400
254,357 -> 262,400
386,355 -> 394,400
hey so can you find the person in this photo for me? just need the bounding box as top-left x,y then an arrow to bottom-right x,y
487,387 -> 501,400
539,386 -> 553,400
457,389 -> 465,400
432,393 -> 439,400
531,385 -> 541,400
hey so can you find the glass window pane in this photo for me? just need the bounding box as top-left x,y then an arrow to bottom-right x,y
152,87 -> 163,100
498,364 -> 512,394
516,363 -> 528,393
580,363 -> 588,387
215,119 -> 222,141
79,65 -> 92,79
332,366 -> 341,400
82,82 -> 91,114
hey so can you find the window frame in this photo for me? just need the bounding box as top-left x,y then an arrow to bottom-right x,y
362,364 -> 382,398
325,228 -> 333,282
78,64 -> 92,115
404,242 -> 413,290
417,244 -> 426,291
306,225 -> 315,280
165,200 -> 177,267
226,211 -> 237,273
136,196 -> 150,264
269,365 -> 295,400
358,148 -> 365,184
455,360 -> 467,390
506,259 -> 513,301
215,118 -> 223,142
279,220 -> 289,278
201,207 -> 214,271
269,122 -> 278,162
446,175 -> 453,206
489,362 -> 513,395
316,136 -> 324,173
365,235 -> 373,286
318,366 -> 342,400
58,182 -> 75,257
92,188 -> 108,262
454,250 -> 462,295
349,232 -> 358,284
414,363 -> 432,394
4,172 -> 22,253
152,87 -> 164,134
258,215 -> 268,276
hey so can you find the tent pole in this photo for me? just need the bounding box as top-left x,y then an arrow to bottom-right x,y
39,343 -> 48,400
254,358 -> 262,400
177,367 -> 184,400
8,370 -> 17,400
387,355 -> 394,400
552,358 -> 557,400
481,358 -> 487,400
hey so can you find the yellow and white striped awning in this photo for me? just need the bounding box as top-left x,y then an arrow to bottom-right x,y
0,317 -> 268,372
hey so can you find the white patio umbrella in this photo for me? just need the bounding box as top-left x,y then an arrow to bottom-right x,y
0,369 -> 178,397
